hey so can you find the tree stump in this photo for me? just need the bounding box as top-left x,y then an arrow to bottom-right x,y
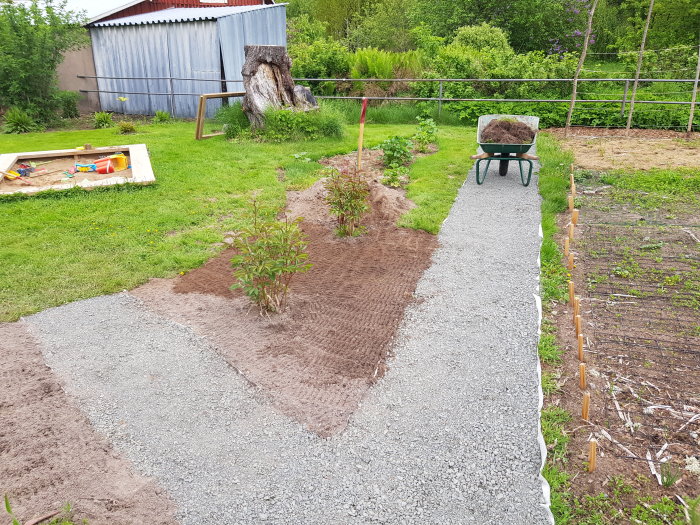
241,45 -> 318,128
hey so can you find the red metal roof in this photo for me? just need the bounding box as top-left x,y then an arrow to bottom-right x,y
94,0 -> 272,23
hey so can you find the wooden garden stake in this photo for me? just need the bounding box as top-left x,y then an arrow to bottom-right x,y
564,237 -> 570,257
578,334 -> 585,361
569,223 -> 575,242
357,97 -> 368,170
576,315 -> 582,336
572,209 -> 579,225
582,392 -> 591,420
568,252 -> 575,270
571,182 -> 577,198
568,195 -> 574,211
573,296 -> 580,322
588,439 -> 597,472
570,163 -> 574,173
569,281 -> 575,306
579,362 -> 587,389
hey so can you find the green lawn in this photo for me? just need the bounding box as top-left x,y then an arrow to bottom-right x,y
0,121 -> 474,320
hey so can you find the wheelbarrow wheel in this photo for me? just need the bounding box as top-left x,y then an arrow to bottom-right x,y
498,153 -> 510,176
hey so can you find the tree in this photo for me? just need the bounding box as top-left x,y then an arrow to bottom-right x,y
0,0 -> 88,119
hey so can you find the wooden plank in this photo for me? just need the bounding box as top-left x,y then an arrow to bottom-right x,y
194,91 -> 245,140
128,144 -> 155,185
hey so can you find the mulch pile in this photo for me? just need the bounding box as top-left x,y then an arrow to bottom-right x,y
481,119 -> 536,144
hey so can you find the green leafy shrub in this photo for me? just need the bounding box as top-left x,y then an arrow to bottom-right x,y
117,120 -> 137,134
412,116 -> 438,152
323,167 -> 369,236
55,90 -> 80,119
259,107 -> 343,142
152,110 -> 171,123
452,23 -> 512,54
3,107 -> 39,134
230,202 -> 312,313
382,164 -> 409,188
93,111 -> 114,129
379,136 -> 414,167
215,103 -> 250,139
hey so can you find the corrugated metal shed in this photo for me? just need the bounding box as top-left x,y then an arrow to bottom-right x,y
91,0 -> 271,25
89,4 -> 286,118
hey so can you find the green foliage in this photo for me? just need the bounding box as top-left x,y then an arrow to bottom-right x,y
412,115 -> 437,152
541,406 -> 571,461
3,107 -> 40,134
289,32 -> 351,86
0,1 -> 88,122
322,167 -> 369,236
382,164 -> 409,187
345,0 -> 416,52
538,320 -> 564,365
92,111 -> 114,129
452,23 -> 512,53
117,121 -> 137,135
259,107 -> 344,142
4,496 -> 78,525
379,136 -> 413,166
287,14 -> 327,47
215,103 -> 250,139
231,201 -> 312,313
55,90 -> 80,119
152,110 -> 171,124
618,44 -> 697,79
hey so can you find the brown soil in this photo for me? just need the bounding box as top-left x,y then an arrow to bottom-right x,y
546,179 -> 700,510
482,119 -> 536,144
550,135 -> 700,171
132,149 -> 436,437
549,127 -> 700,140
0,322 -> 177,524
0,153 -> 132,194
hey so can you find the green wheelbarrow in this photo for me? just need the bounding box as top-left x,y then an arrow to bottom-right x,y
472,114 -> 539,187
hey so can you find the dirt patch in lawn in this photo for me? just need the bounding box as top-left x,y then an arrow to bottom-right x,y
132,150 -> 436,437
0,322 -> 177,524
548,177 -> 700,508
551,136 -> 700,171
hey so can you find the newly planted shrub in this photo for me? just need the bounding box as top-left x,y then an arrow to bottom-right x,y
216,103 -> 250,139
231,202 -> 311,313
382,164 -> 409,188
55,91 -> 80,119
379,136 -> 413,167
93,111 -> 114,129
323,167 -> 370,237
3,107 -> 39,134
152,110 -> 171,123
259,107 -> 344,142
117,120 -> 137,134
412,116 -> 438,152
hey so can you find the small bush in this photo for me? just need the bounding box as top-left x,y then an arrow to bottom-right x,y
452,23 -> 512,54
152,110 -> 171,123
412,116 -> 438,152
216,103 -> 250,139
93,111 -> 114,129
117,121 -> 137,134
259,107 -> 344,142
3,107 -> 39,134
323,167 -> 370,237
230,202 -> 312,313
55,91 -> 80,119
379,136 -> 414,166
382,164 -> 409,188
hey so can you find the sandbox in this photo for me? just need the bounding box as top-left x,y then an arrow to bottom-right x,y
0,144 -> 155,196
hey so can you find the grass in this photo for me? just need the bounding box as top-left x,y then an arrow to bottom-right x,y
0,121 -> 472,321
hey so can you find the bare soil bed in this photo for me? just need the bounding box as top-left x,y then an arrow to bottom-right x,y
132,149 -> 437,436
549,174 -> 700,510
0,322 -> 177,524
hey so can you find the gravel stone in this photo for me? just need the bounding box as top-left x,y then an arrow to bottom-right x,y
26,154 -> 552,524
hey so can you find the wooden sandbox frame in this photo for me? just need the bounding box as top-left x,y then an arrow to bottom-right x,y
0,144 -> 155,196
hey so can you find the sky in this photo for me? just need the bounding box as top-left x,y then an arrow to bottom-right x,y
65,0 -> 128,19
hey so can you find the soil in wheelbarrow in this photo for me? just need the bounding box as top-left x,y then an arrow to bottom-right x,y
482,119 -> 536,144
132,148 -> 438,437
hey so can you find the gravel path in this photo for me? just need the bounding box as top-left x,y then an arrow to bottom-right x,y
26,155 -> 552,524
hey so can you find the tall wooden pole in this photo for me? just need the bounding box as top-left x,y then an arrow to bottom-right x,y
626,0 -> 655,134
687,34 -> 700,134
565,0 -> 600,137
357,97 -> 368,171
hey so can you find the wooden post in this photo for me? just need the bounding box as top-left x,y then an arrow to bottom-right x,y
578,334 -> 585,361
574,296 -> 580,322
357,97 -> 368,171
572,209 -> 580,225
571,182 -> 577,198
564,237 -> 570,257
626,0 -> 655,134
576,315 -> 582,336
569,281 -> 575,306
568,252 -> 575,270
564,0 -> 600,136
569,223 -> 575,242
568,195 -> 575,211
579,362 -> 587,389
582,391 -> 591,420
687,32 -> 700,134
570,172 -> 575,188
588,439 -> 597,472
